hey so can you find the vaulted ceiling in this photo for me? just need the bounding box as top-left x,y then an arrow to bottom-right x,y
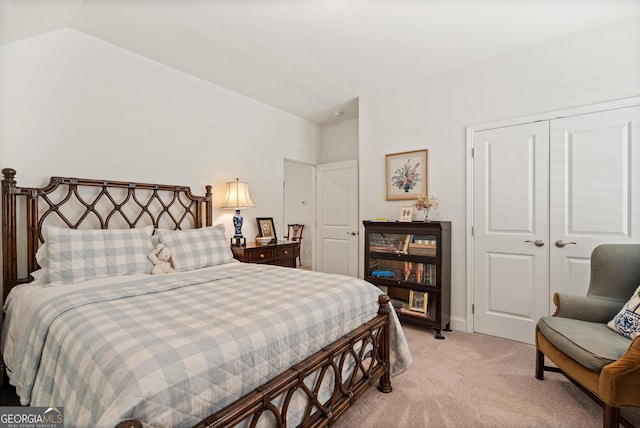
2,0 -> 639,124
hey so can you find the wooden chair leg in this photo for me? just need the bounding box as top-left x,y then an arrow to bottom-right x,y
603,405 -> 620,428
535,348 -> 544,380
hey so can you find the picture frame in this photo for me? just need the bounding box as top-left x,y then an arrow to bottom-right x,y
409,290 -> 428,314
256,217 -> 277,241
399,206 -> 414,222
386,149 -> 428,200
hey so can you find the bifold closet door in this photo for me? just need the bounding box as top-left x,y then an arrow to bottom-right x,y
549,105 -> 640,305
472,122 -> 550,344
473,104 -> 640,344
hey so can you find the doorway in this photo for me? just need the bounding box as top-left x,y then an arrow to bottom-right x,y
283,159 -> 315,269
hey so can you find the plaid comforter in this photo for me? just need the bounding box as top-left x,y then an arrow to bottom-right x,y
7,262 -> 411,427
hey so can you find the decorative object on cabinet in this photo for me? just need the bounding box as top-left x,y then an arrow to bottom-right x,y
413,194 -> 438,222
399,206 -> 413,222
256,237 -> 271,245
385,149 -> 428,200
284,224 -> 304,266
231,241 -> 299,268
256,217 -> 277,242
364,220 -> 451,339
221,178 -> 255,246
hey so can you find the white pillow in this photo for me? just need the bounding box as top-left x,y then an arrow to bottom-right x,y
36,244 -> 46,267
30,269 -> 46,285
607,284 -> 640,340
157,224 -> 233,272
42,225 -> 154,284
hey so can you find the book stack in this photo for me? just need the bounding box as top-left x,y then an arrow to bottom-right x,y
404,262 -> 436,284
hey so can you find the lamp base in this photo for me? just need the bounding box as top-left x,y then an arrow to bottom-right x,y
230,236 -> 246,247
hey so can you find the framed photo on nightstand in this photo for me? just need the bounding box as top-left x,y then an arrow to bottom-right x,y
256,217 -> 277,241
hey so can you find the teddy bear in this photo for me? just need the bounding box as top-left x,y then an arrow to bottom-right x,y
148,243 -> 177,275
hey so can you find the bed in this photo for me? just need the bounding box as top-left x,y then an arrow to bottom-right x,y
1,168 -> 411,428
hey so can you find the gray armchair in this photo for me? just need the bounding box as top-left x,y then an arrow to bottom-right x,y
536,244 -> 640,428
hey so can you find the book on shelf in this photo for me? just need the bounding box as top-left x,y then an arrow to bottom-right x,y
397,307 -> 428,318
401,234 -> 412,254
369,244 -> 397,252
404,262 -> 413,281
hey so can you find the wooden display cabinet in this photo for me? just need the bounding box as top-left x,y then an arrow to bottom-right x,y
363,220 -> 451,339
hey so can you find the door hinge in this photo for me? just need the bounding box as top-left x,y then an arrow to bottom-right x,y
471,148 -> 474,158
472,304 -> 475,314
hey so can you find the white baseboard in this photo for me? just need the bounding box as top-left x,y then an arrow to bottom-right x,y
449,316 -> 468,333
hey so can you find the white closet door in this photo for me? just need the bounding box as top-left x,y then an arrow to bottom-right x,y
472,122 -> 550,344
549,106 -> 640,304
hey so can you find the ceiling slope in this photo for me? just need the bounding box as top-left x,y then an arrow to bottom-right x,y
2,0 -> 639,124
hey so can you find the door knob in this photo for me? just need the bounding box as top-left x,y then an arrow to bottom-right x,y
525,239 -> 545,247
555,240 -> 577,248
347,231 -> 357,236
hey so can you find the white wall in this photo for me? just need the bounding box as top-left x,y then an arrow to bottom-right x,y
359,17 -> 640,330
320,118 -> 358,163
0,28 -> 321,242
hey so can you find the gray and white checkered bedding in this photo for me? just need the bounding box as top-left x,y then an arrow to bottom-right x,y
5,262 -> 411,427
156,225 -> 234,271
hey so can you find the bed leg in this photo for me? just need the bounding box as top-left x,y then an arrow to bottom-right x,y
377,294 -> 393,393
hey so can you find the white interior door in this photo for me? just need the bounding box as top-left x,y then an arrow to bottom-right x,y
549,105 -> 640,303
471,103 -> 640,344
472,122 -> 550,344
316,160 -> 359,276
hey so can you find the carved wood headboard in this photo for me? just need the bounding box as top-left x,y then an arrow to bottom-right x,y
1,168 -> 212,301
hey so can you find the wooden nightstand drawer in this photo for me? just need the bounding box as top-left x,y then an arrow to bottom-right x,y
276,246 -> 297,260
232,242 -> 299,268
247,248 -> 274,263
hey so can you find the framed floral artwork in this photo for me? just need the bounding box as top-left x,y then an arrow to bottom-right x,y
385,149 -> 428,200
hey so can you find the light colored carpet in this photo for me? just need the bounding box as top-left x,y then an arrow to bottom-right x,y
334,324 -> 640,428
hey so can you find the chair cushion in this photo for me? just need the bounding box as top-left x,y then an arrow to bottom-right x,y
538,316 -> 632,372
607,284 -> 640,339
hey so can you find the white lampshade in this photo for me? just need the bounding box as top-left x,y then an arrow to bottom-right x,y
221,179 -> 255,209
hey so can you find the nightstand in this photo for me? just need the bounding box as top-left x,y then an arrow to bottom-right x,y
231,241 -> 299,268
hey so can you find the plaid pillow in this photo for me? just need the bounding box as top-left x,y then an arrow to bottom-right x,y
43,225 -> 154,284
157,224 -> 233,272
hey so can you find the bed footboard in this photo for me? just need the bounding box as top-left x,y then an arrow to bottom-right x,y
115,295 -> 392,428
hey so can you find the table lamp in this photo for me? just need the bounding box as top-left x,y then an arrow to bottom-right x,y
221,178 -> 255,246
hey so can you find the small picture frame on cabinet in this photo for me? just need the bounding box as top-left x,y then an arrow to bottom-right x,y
409,290 -> 428,314
399,206 -> 413,222
256,217 -> 277,241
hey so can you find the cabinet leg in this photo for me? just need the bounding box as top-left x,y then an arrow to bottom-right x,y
434,328 -> 446,339
444,323 -> 452,332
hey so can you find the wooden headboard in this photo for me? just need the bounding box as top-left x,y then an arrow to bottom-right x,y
1,168 -> 212,301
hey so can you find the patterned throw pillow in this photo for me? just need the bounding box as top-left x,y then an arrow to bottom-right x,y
607,284 -> 640,339
43,225 -> 154,284
157,224 -> 233,272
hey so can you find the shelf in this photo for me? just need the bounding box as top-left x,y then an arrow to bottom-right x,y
364,220 -> 451,339
366,277 -> 439,291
